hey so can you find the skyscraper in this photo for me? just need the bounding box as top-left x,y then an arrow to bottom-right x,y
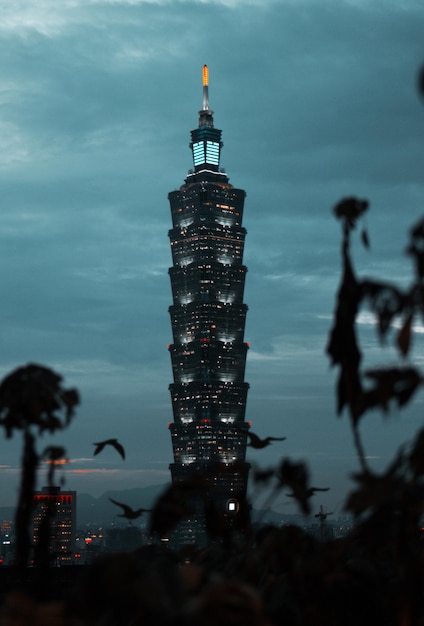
167,66 -> 250,543
32,485 -> 76,565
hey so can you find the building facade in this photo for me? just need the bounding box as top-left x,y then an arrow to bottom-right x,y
167,66 -> 250,543
32,485 -> 76,565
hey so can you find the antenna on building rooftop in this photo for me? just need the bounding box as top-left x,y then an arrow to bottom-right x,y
202,64 -> 209,111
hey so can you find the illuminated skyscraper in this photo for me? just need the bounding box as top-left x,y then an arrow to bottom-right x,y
32,485 -> 76,565
167,66 -> 250,543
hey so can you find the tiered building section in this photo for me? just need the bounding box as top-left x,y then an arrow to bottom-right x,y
167,66 -> 250,542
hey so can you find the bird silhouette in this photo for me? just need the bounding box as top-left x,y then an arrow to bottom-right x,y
108,498 -> 150,520
247,432 -> 286,449
287,487 -> 330,499
93,438 -> 125,460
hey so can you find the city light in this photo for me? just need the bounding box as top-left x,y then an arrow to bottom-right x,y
202,64 -> 209,86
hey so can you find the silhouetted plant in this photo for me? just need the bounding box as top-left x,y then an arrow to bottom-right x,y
0,363 -> 79,570
327,198 -> 424,465
326,199 -> 424,625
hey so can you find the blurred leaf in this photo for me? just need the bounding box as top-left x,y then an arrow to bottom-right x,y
252,465 -> 275,485
407,216 -> 424,280
333,197 -> 369,230
0,363 -> 79,437
326,240 -> 363,421
418,65 -> 424,101
346,454 -> 405,517
42,445 -> 68,486
363,366 -> 422,413
149,480 -> 203,538
277,459 -> 312,515
408,428 -> 424,477
362,280 -> 405,341
61,388 -> 80,424
42,445 -> 66,461
361,227 -> 370,250
396,313 -> 413,357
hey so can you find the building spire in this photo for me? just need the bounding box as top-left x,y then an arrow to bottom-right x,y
190,65 -> 223,174
199,64 -> 214,128
202,65 -> 209,110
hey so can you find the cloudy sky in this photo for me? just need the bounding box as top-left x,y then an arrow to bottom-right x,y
0,0 -> 423,515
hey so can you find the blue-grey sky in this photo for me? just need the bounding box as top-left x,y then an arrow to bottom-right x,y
0,0 -> 423,515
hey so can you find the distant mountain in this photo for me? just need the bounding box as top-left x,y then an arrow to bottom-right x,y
76,487 -> 311,528
0,486 -> 167,529
76,484 -> 168,527
250,508 -> 310,528
0,486 -> 321,530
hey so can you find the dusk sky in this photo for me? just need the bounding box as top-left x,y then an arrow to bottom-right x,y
0,0 -> 423,515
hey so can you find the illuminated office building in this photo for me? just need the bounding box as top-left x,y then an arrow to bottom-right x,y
167,66 -> 250,543
32,485 -> 76,565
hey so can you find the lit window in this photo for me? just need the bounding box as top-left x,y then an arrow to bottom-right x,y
193,142 -> 205,166
205,141 -> 220,165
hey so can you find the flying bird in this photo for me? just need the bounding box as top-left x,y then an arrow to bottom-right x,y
287,487 -> 330,499
247,432 -> 286,449
93,438 -> 125,460
108,498 -> 151,520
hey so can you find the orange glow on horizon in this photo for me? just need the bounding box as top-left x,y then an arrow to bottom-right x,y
45,458 -> 70,465
202,65 -> 209,86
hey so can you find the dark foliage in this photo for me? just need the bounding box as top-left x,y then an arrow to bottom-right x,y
0,363 -> 79,571
0,363 -> 79,438
327,200 -> 424,444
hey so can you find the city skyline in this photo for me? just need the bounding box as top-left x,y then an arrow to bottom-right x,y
0,0 -> 423,516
